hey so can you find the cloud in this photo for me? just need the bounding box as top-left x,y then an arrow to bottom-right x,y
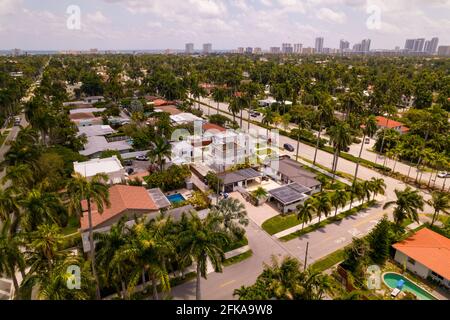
0,0 -> 22,15
316,7 -> 346,23
87,11 -> 110,24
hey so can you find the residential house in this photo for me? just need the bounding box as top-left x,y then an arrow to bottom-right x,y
264,156 -> 321,194
73,156 -> 126,184
80,185 -> 159,252
77,124 -> 115,138
375,116 -> 409,135
79,136 -> 132,158
268,183 -> 311,214
393,228 -> 450,288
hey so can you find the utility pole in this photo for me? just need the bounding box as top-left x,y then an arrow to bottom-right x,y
303,242 -> 309,271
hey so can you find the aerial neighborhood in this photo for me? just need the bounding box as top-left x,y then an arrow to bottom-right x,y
0,1 -> 449,305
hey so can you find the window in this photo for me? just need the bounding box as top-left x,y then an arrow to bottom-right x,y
431,271 -> 444,280
407,257 -> 416,265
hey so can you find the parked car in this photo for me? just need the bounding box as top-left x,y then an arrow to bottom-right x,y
250,111 -> 260,117
135,155 -> 149,161
437,172 -> 450,178
126,168 -> 134,175
283,143 -> 295,152
365,137 -> 370,144
343,146 -> 350,152
123,159 -> 133,166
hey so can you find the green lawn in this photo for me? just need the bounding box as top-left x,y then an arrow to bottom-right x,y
224,236 -> 248,251
223,250 -> 253,267
310,248 -> 346,272
262,213 -> 300,235
280,200 -> 376,242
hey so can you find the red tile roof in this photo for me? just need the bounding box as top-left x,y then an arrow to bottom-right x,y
376,116 -> 409,133
153,99 -> 168,107
203,122 -> 226,132
80,185 -> 158,230
393,228 -> 450,280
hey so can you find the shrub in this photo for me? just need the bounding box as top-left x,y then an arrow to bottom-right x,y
144,164 -> 191,191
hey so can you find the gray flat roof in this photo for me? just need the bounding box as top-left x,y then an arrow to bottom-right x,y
268,183 -> 311,205
218,168 -> 261,185
271,158 -> 321,188
148,188 -> 171,209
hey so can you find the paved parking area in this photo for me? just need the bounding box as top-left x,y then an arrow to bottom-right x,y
229,192 -> 279,227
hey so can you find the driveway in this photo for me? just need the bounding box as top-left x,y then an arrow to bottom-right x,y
229,192 -> 279,227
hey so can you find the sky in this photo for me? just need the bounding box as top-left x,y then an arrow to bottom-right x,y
0,0 -> 449,50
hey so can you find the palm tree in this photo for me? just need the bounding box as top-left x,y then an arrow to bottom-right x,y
361,180 -> 374,203
18,187 -> 64,232
331,191 -> 349,217
313,101 -> 334,165
376,104 -> 397,164
66,172 -> 110,300
297,200 -> 315,229
383,187 -> 424,226
426,192 -> 450,226
353,115 -> 377,183
148,137 -> 172,172
212,197 -> 249,239
346,181 -> 364,210
179,211 -> 229,300
315,193 -> 332,224
95,217 -> 130,299
328,121 -> 352,180
228,97 -> 240,123
295,118 -> 310,162
0,219 -> 25,299
0,187 -> 21,234
261,108 -> 275,136
117,218 -> 174,300
369,177 -> 386,201
211,87 -> 226,115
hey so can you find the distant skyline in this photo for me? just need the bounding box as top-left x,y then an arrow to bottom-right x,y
0,0 -> 449,50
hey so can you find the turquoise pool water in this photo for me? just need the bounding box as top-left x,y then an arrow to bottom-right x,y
383,272 -> 437,300
167,193 -> 186,204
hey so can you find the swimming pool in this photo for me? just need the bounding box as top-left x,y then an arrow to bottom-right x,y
167,193 -> 186,204
382,272 -> 437,300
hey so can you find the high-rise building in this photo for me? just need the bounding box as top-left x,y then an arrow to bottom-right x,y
339,40 -> 350,52
237,47 -> 244,54
293,43 -> 302,53
202,43 -> 212,54
437,45 -> 450,56
245,47 -> 253,54
404,39 -> 415,51
361,39 -> 371,52
353,43 -> 362,52
253,47 -> 262,54
315,37 -> 324,53
185,43 -> 194,54
424,40 -> 431,54
282,43 -> 293,54
270,47 -> 281,54
413,38 -> 425,52
429,37 -> 439,54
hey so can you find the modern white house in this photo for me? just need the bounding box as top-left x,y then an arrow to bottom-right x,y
170,123 -> 261,173
393,228 -> 450,288
73,156 -> 127,184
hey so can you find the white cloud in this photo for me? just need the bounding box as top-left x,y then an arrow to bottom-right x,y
87,11 -> 110,24
0,0 -> 22,16
316,7 -> 346,23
